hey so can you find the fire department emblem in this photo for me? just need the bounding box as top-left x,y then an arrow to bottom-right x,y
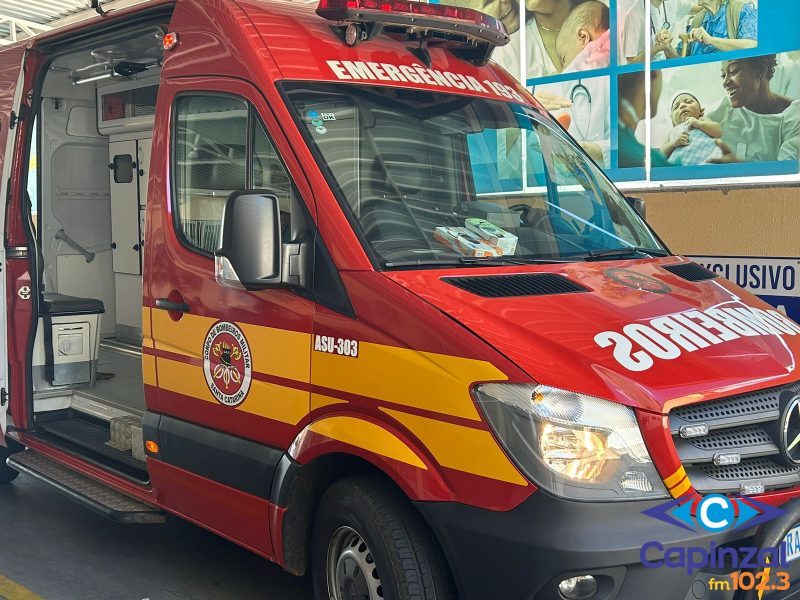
605,268 -> 672,294
202,321 -> 252,407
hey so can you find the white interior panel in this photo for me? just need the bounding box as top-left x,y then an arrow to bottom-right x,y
137,138 -> 151,253
115,273 -> 142,335
50,144 -> 112,247
65,105 -> 99,137
57,252 -> 117,336
40,94 -> 112,295
109,139 -> 141,275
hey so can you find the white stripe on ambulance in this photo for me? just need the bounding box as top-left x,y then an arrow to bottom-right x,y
595,306 -> 800,372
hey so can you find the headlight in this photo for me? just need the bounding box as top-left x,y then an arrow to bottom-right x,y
474,383 -> 668,501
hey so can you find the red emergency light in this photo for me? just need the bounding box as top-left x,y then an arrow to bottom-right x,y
316,0 -> 509,65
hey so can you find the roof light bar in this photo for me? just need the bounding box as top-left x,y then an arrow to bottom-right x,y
317,0 -> 509,65
318,0 -> 503,30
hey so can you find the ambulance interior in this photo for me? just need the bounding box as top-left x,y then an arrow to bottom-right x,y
27,27 -> 169,481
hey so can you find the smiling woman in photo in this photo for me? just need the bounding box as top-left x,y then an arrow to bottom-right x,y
707,55 -> 800,163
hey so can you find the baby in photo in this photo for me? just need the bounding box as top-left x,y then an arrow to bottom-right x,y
555,0 -> 610,73
661,92 -> 723,165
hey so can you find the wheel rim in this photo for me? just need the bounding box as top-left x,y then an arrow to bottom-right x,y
326,526 -> 383,600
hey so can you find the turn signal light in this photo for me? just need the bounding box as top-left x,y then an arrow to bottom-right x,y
162,31 -> 179,51
145,440 -> 159,454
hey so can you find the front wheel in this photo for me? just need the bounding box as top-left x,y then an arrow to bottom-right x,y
0,440 -> 22,484
311,476 -> 455,600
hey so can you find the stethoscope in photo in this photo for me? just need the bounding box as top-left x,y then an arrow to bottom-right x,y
650,1 -> 671,34
570,79 -> 592,140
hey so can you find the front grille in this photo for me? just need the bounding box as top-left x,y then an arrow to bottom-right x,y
672,391 -> 781,423
685,425 -> 773,451
698,459 -> 800,481
669,381 -> 800,494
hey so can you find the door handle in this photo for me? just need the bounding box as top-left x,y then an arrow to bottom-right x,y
155,298 -> 190,313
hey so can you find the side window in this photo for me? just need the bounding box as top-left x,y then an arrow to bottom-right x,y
174,95 -> 249,253
252,119 -> 293,236
174,94 -> 297,253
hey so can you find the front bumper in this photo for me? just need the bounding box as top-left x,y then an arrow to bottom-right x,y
416,492 -> 800,600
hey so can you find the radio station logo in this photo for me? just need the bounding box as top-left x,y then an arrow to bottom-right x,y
641,494 -> 789,582
203,321 -> 252,407
643,494 -> 783,534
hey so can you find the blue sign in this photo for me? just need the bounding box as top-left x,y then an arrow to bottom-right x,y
690,256 -> 800,323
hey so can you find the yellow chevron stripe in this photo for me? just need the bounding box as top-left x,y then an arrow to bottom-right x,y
156,357 -> 308,425
313,342 -> 505,421
670,476 -> 693,498
151,311 -> 311,382
381,408 -> 527,485
238,322 -> 310,382
664,466 -> 687,489
142,353 -> 157,387
141,307 -> 153,348
0,574 -> 43,600
151,311 -> 215,357
153,310 -> 505,423
311,392 -> 349,411
307,416 -> 427,469
157,358 -> 212,401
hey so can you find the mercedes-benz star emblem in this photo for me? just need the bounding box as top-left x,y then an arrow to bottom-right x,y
780,396 -> 800,465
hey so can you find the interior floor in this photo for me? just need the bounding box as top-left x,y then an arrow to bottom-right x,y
82,343 -> 146,416
35,412 -> 147,480
32,342 -> 147,481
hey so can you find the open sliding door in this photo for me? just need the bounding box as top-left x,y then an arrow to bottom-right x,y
0,44 -> 28,441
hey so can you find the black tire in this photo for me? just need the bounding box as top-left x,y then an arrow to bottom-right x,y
0,441 -> 21,484
311,475 -> 455,600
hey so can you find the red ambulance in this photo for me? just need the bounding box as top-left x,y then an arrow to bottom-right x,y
1,1 -> 800,599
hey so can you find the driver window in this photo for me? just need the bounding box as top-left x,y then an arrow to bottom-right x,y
252,119 -> 293,236
174,95 -> 299,253
173,94 -> 248,253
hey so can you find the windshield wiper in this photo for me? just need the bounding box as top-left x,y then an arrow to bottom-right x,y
582,247 -> 671,261
384,256 -> 574,268
458,256 -> 575,265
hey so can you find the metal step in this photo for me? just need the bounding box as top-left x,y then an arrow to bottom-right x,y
38,415 -> 146,474
7,451 -> 164,524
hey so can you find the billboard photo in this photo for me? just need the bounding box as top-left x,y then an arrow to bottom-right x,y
433,0 -> 800,186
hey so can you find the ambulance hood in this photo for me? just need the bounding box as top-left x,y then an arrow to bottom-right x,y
385,258 -> 800,413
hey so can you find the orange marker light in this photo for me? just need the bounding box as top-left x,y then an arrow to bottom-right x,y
163,32 -> 179,51
145,440 -> 160,454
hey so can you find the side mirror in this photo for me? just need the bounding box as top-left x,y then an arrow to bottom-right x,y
625,196 -> 646,219
215,191 -> 307,291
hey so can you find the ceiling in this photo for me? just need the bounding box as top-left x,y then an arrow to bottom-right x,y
0,0 -> 93,45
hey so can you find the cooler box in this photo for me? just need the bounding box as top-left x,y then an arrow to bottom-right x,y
32,293 -> 105,389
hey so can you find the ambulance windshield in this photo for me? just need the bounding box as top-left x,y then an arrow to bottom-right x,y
283,83 -> 666,268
